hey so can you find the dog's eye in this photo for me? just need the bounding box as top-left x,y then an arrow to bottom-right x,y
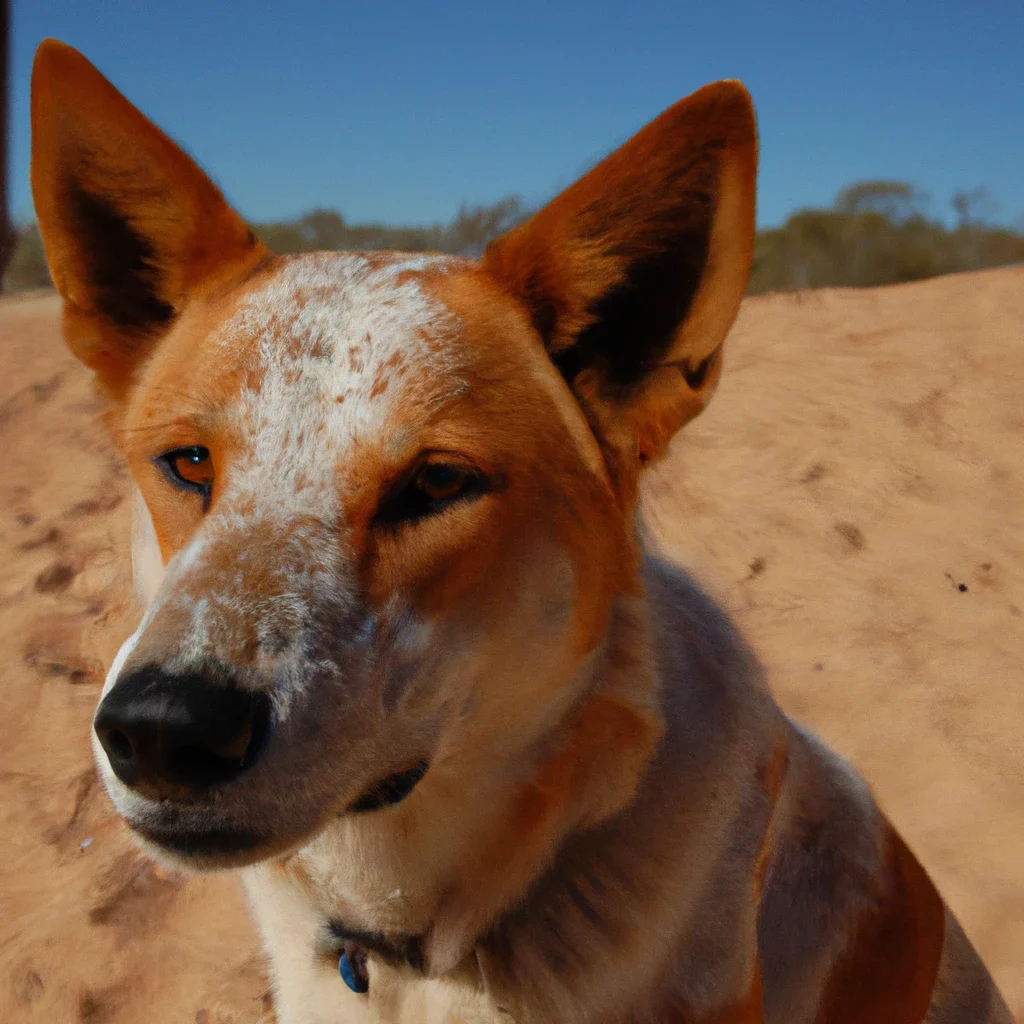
415,463 -> 470,503
157,446 -> 214,504
376,458 -> 487,526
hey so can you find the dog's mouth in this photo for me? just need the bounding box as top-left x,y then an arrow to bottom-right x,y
124,760 -> 431,865
348,760 -> 429,814
130,820 -> 266,858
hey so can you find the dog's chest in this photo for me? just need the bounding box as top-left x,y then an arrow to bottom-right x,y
241,864 -> 499,1024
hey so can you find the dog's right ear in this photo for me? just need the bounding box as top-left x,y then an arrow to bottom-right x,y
30,40 -> 268,397
483,81 -> 756,478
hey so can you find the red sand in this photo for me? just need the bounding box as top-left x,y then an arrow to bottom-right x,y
2,269 -> 1021,1021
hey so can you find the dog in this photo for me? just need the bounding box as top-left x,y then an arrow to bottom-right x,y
30,38 -> 1012,1024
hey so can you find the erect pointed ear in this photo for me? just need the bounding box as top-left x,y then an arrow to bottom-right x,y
483,81 -> 757,468
30,40 -> 269,396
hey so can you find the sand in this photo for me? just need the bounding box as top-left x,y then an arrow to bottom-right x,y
1,268 -> 1021,1022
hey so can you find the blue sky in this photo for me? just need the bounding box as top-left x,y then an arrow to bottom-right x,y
9,1 -> 1024,229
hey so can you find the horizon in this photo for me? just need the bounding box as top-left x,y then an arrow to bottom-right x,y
8,1 -> 1024,231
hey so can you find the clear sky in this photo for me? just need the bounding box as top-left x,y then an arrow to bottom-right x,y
8,0 -> 1024,230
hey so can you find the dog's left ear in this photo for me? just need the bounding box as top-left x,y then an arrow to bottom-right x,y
30,40 -> 268,397
484,81 -> 756,469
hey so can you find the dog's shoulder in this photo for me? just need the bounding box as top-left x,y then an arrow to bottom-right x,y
642,557 -> 942,1022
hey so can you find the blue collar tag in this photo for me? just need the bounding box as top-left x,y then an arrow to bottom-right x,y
339,948 -> 370,994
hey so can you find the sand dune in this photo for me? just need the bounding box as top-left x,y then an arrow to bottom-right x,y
1,268 -> 1020,1022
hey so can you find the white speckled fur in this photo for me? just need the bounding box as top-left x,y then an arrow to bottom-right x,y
213,254 -> 459,524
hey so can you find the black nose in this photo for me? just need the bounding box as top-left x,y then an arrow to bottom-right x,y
94,666 -> 271,797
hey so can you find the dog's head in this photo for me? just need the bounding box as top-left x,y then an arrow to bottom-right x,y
31,40 -> 756,871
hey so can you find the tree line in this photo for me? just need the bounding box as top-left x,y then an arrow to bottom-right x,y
4,181 -> 1022,295
748,182 -> 1024,292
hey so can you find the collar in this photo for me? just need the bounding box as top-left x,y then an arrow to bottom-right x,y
348,761 -> 428,814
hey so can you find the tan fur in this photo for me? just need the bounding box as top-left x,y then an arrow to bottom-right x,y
31,38 -> 1013,1024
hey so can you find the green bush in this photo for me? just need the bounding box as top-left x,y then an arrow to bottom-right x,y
5,182 -> 1022,296
3,223 -> 53,291
748,181 -> 1024,293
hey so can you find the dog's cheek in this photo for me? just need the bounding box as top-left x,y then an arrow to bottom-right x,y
373,611 -> 447,719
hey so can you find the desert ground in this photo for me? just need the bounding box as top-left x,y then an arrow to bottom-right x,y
1,268 -> 1021,1022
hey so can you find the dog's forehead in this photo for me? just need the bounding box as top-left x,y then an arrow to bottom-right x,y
219,250 -> 465,409
216,252 -> 470,450
177,251 -> 471,522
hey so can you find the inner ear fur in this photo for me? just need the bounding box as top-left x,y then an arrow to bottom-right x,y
483,80 -> 757,466
30,39 -> 268,395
